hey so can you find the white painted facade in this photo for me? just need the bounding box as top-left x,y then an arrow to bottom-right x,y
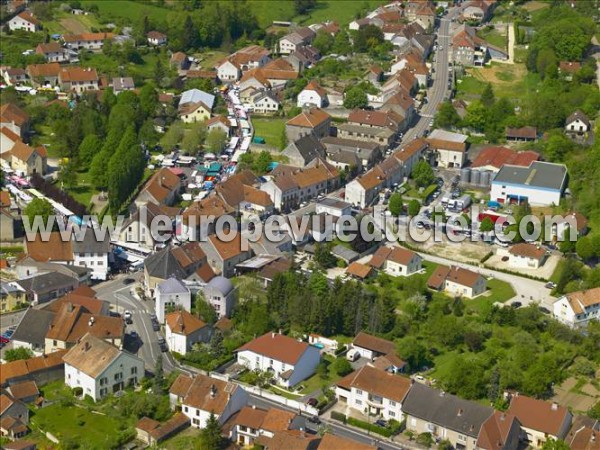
335,384 -> 404,421
444,277 -> 486,299
154,282 -> 192,323
385,255 -> 422,276
64,351 -> 144,402
177,387 -> 249,429
509,253 -> 543,270
236,346 -> 320,388
565,118 -> 589,133
8,15 -> 38,32
297,88 -> 325,108
553,295 -> 600,329
490,182 -> 562,207
165,322 -> 211,356
73,251 -> 109,281
216,61 -> 241,81
436,148 -> 466,168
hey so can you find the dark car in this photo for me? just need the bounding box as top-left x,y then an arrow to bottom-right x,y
308,416 -> 321,424
152,320 -> 160,332
123,278 -> 135,285
158,337 -> 168,352
375,419 -> 387,427
307,398 -> 318,407
511,301 -> 522,309
538,306 -> 551,315
545,282 -> 556,289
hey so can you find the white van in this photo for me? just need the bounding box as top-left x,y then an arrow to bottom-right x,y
346,349 -> 360,362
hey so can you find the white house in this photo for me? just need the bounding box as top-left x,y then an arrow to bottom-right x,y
147,31 -> 167,46
565,110 -> 590,135
553,287 -> 600,329
229,406 -> 301,447
297,80 -> 328,108
154,277 -> 192,323
315,198 -> 352,218
235,332 -> 321,388
8,12 -> 40,32
71,228 -> 110,281
63,333 -> 144,402
369,246 -> 422,276
169,373 -> 249,428
201,276 -> 237,319
165,310 -> 211,356
490,161 -> 567,207
427,129 -> 468,169
507,243 -> 546,270
351,332 -> 397,361
249,92 -> 280,114
216,60 -> 241,82
335,365 -> 411,421
428,265 -> 486,299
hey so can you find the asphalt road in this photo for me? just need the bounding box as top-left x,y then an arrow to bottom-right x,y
93,274 -> 176,373
400,15 -> 452,145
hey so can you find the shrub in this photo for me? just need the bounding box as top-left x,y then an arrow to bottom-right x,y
72,387 -> 83,397
347,417 -> 393,437
330,411 -> 346,423
416,432 -> 434,447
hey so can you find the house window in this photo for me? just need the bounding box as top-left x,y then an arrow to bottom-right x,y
131,367 -> 137,375
458,434 -> 467,442
184,406 -> 188,413
196,410 -> 200,416
389,411 -> 396,417
355,399 -> 362,405
389,400 -> 396,406
356,389 -> 363,395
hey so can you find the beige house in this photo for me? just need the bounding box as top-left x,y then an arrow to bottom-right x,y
0,103 -> 29,138
179,102 -> 211,123
427,130 -> 468,168
507,243 -> 547,270
58,67 -> 99,93
285,108 -> 331,142
507,395 -> 572,448
369,246 -> 422,276
427,265 -> 486,298
403,382 -> 494,450
200,234 -> 253,278
2,141 -> 47,176
135,167 -> 182,207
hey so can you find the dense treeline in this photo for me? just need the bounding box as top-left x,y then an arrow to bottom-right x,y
251,269 -> 600,406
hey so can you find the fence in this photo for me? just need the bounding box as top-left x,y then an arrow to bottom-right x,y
240,383 -> 319,416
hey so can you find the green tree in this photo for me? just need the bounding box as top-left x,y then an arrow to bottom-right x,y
139,84 -> 158,119
312,30 -> 334,54
589,401 -> 600,420
332,30 -> 352,55
23,198 -> 54,225
153,355 -> 165,394
314,242 -> 337,269
294,0 -> 316,14
78,134 -> 102,169
480,83 -> 495,108
388,192 -> 404,217
541,439 -> 570,450
559,226 -> 577,254
253,151 -> 271,174
332,357 -> 353,376
412,160 -> 434,188
206,128 -> 227,153
200,412 -> 223,450
194,291 -> 217,325
479,217 -> 494,232
343,86 -> 368,109
434,101 -> 461,129
407,199 -> 421,217
181,123 -> 207,154
59,160 -> 78,190
396,336 -> 427,372
464,101 -> 487,132
162,122 -> 185,150
4,347 -> 34,362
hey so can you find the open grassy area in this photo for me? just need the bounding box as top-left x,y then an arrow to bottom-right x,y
476,27 -> 507,50
466,278 -> 516,313
80,0 -> 174,23
43,10 -> 102,35
252,117 -> 286,149
252,0 -> 382,29
298,354 -> 342,395
79,50 -> 165,82
30,402 -> 130,449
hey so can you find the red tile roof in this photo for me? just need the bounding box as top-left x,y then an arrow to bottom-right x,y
471,146 -> 540,170
507,395 -> 570,437
236,332 -> 311,365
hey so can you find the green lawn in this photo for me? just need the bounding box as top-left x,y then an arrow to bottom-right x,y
43,10 -> 103,35
80,0 -> 174,22
298,354 -> 343,395
466,278 -> 516,313
30,403 -> 131,449
476,28 -> 507,50
252,118 -> 286,149
456,75 -> 487,100
79,50 -> 164,82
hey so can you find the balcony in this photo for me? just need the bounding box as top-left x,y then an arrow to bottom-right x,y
366,395 -> 384,407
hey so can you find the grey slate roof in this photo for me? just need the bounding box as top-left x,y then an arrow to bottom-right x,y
402,382 -> 493,438
206,276 -> 234,296
179,89 -> 215,110
10,308 -> 55,348
157,277 -> 188,295
144,246 -> 186,280
16,272 -> 77,293
283,134 -> 326,165
331,245 -> 359,263
112,76 -> 134,91
71,227 -> 110,255
492,161 -> 567,191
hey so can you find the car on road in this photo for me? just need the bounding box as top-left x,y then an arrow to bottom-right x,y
0,336 -> 9,344
308,416 -> 321,424
124,310 -> 133,324
307,398 -> 318,407
538,306 -> 551,315
151,319 -> 160,331
511,301 -> 522,309
158,337 -> 168,352
130,331 -> 138,340
123,278 -> 136,285
545,282 -> 556,289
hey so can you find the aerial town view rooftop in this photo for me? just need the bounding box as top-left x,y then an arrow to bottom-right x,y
0,0 -> 599,449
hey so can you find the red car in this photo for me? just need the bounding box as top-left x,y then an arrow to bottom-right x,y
0,337 -> 9,344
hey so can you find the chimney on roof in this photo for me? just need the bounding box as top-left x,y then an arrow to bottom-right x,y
252,404 -> 256,409
84,341 -> 91,351
67,303 -> 74,312
440,391 -> 445,397
271,332 -> 276,338
551,402 -> 558,411
88,316 -> 95,327
457,408 -> 463,416
500,413 -> 506,421
210,384 -> 217,398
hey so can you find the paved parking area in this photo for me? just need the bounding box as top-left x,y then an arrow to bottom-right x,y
485,253 -> 560,280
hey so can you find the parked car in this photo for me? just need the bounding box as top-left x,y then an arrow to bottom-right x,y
511,301 -> 522,309
158,337 -> 168,352
538,306 -> 551,315
0,336 -> 9,344
545,282 -> 556,289
152,320 -> 160,332
308,416 -> 321,424
307,398 -> 318,407
375,419 -> 387,427
123,278 -> 135,285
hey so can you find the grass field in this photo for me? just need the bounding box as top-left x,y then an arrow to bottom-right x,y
252,117 -> 286,149
30,403 -> 130,449
466,278 -> 516,313
476,28 -> 507,50
81,0 -> 174,23
298,354 -> 342,395
251,0 -> 382,29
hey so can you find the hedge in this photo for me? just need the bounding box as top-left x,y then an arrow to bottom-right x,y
347,417 -> 393,437
330,411 -> 346,423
